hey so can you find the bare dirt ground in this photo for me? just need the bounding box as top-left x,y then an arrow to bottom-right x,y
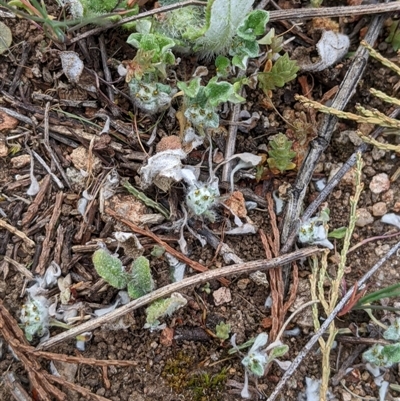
1,1 -> 400,401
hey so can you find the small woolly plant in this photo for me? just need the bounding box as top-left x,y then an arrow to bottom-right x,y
230,332 -> 289,398
185,182 -> 220,221
127,256 -> 155,299
363,318 -> 400,368
178,76 -> 244,132
267,133 -> 297,174
298,209 -> 333,249
92,248 -> 155,299
124,32 -> 177,113
92,248 -> 128,289
144,292 -> 187,330
20,295 -> 50,341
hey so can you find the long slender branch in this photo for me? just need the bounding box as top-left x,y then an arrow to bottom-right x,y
68,2 -> 400,44
37,246 -> 321,350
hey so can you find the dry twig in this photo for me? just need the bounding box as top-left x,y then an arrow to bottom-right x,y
38,246 -> 321,350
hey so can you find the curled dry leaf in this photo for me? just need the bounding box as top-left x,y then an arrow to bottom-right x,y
297,30 -> 350,72
224,191 -> 247,218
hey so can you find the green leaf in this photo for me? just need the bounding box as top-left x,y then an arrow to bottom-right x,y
127,256 -> 155,299
237,10 -> 269,41
194,0 -> 255,56
356,283 -> 400,307
268,344 -> 289,360
382,343 -> 400,365
328,227 -> 347,239
177,77 -> 202,98
92,248 -> 127,289
0,21 -> 12,55
257,27 -> 275,45
386,20 -> 400,51
145,292 -> 187,330
258,53 -> 299,92
205,81 -> 233,106
215,55 -> 231,77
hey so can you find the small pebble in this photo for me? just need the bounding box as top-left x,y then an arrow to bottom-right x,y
355,208 -> 374,227
237,278 -> 250,290
213,287 -> 231,306
369,173 -> 390,194
372,202 -> 387,217
381,189 -> 394,204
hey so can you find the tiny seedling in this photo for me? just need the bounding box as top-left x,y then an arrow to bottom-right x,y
363,318 -> 400,368
20,295 -> 50,341
215,322 -> 231,341
266,133 -> 297,174
230,332 -> 289,398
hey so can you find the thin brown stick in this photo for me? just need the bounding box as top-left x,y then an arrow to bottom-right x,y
3,256 -> 34,280
38,246 -> 321,350
35,192 -> 63,275
20,344 -> 138,367
21,174 -> 51,227
44,373 -> 112,401
0,219 -> 35,248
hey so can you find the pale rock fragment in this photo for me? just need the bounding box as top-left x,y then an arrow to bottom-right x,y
213,287 -> 232,306
372,202 -> 387,217
355,208 -> 374,228
370,173 -> 390,194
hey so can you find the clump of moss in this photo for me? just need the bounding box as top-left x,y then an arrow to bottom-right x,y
161,352 -> 194,392
161,352 -> 228,401
187,368 -> 228,401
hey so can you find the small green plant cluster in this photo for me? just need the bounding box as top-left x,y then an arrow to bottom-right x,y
363,318 -> 400,367
121,0 -> 298,123
20,295 -> 50,341
92,248 -> 187,330
178,76 -> 244,131
230,332 -> 289,398
92,248 -> 154,298
144,292 -> 187,330
266,132 -> 297,174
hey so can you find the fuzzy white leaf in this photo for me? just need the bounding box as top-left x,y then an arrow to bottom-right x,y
301,31 -> 350,72
195,0 -> 254,56
381,213 -> 400,230
27,154 -> 40,196
273,359 -> 291,371
60,51 -> 84,84
225,223 -> 257,235
140,149 -> 187,191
